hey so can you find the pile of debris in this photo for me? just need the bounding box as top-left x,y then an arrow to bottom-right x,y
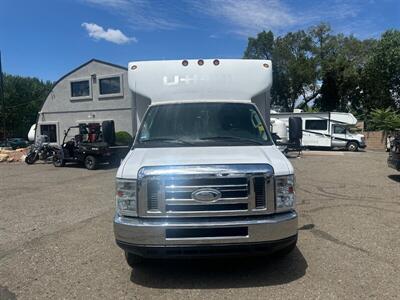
0,148 -> 29,163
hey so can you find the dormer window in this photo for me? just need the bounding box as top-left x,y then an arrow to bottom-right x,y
70,78 -> 92,100
98,74 -> 123,98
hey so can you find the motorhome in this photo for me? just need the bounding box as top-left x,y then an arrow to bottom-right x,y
271,112 -> 366,151
113,59 -> 298,267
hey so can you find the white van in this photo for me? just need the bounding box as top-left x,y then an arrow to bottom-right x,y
113,59 -> 298,266
271,112 -> 366,151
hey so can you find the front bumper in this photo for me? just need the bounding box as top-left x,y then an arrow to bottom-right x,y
114,211 -> 298,256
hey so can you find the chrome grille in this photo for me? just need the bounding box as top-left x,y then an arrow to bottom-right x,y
137,164 -> 275,218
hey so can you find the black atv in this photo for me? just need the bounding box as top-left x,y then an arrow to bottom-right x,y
53,121 -> 129,170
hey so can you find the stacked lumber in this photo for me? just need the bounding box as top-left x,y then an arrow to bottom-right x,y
0,148 -> 29,162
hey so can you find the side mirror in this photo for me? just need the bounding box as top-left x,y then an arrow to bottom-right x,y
289,117 -> 302,146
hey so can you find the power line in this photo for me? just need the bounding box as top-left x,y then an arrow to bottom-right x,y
5,98 -> 45,109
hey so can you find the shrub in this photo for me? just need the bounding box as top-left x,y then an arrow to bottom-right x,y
115,131 -> 133,146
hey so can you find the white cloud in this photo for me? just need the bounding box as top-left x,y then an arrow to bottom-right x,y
80,0 -> 375,38
81,22 -> 136,44
190,0 -> 367,36
81,0 -> 183,30
191,0 -> 297,36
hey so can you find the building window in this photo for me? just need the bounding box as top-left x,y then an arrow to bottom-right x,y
305,120 -> 327,131
40,124 -> 57,142
98,74 -> 123,98
70,79 -> 92,100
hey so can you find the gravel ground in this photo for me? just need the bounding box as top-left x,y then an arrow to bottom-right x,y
0,151 -> 399,299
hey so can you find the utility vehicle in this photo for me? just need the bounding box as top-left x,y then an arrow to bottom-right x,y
114,59 -> 299,267
53,121 -> 128,170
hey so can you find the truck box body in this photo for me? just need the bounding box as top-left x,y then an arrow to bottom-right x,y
130,59 -> 272,126
114,59 -> 297,263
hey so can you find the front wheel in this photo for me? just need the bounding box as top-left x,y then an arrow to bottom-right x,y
84,155 -> 98,170
25,152 -> 38,164
53,154 -> 65,167
125,251 -> 144,268
346,141 -> 359,152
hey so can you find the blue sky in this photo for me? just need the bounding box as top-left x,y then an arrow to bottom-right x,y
0,0 -> 399,81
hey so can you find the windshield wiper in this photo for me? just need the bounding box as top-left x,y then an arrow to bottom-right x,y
200,136 -> 265,145
139,138 -> 194,145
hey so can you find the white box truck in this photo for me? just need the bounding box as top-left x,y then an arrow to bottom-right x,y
271,112 -> 366,151
113,59 -> 298,266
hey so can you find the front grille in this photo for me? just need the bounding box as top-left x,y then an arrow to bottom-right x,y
137,164 -> 274,218
254,177 -> 266,208
147,181 -> 159,211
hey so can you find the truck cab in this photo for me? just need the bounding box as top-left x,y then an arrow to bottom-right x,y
113,59 -> 298,266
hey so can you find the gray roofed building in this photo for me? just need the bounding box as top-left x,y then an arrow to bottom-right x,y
37,59 -> 137,143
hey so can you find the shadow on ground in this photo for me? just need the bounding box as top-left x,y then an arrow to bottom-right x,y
130,248 -> 307,289
388,174 -> 400,182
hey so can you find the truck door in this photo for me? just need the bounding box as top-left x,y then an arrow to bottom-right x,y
331,125 -> 348,148
303,119 -> 331,147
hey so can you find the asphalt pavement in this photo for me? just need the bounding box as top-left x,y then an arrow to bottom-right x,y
0,151 -> 399,299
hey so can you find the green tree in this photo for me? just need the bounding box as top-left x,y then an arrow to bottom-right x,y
244,29 -> 317,111
244,30 -> 274,60
2,74 -> 52,138
315,35 -> 376,112
368,108 -> 400,135
361,30 -> 400,113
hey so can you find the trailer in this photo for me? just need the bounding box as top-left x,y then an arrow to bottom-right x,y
271,112 -> 366,151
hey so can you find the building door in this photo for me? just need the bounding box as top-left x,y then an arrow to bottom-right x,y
40,124 -> 57,142
331,124 -> 348,148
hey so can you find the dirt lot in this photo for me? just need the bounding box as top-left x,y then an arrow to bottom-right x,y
0,151 -> 399,299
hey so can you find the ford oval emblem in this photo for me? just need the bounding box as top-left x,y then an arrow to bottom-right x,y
191,188 -> 221,202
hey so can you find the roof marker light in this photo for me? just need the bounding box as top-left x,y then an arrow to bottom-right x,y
213,59 -> 220,66
263,63 -> 269,68
131,65 -> 137,70
182,60 -> 189,66
198,59 -> 204,66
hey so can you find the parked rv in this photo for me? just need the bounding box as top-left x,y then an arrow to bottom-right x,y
271,112 -> 366,151
114,59 -> 299,267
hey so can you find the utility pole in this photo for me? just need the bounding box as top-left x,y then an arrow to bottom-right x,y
0,51 -> 5,140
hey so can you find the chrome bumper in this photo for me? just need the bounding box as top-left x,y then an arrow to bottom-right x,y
114,211 -> 298,246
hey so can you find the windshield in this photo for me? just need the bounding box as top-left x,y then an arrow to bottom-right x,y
135,102 -> 272,147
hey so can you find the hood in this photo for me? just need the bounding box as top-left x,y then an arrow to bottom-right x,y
117,145 -> 293,179
348,133 -> 364,139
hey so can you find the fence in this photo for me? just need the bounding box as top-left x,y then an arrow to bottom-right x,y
364,131 -> 387,151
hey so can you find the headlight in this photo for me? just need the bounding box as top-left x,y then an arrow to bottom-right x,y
275,175 -> 295,212
116,178 -> 137,217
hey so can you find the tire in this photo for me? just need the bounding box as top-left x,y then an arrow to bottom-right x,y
109,155 -> 121,167
53,154 -> 65,167
346,141 -> 359,152
84,155 -> 98,170
125,251 -> 144,268
102,120 -> 116,145
25,152 -> 38,164
273,239 -> 297,258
